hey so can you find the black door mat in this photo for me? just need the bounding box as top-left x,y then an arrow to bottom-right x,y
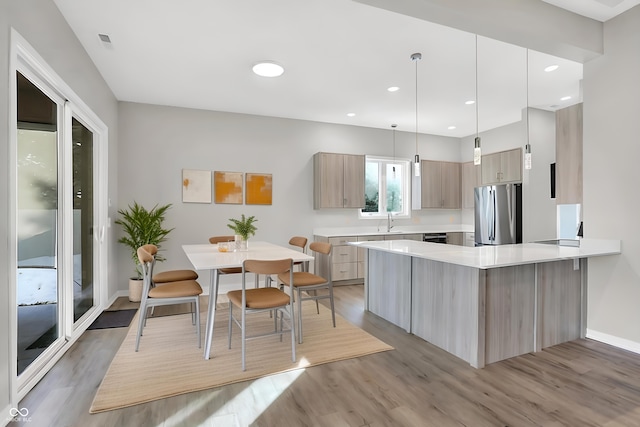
88,309 -> 138,330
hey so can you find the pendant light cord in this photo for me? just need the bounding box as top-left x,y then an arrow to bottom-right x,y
415,55 -> 419,154
475,35 -> 479,139
526,49 -> 529,146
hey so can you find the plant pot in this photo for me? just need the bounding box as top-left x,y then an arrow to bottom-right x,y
129,278 -> 143,302
234,235 -> 248,252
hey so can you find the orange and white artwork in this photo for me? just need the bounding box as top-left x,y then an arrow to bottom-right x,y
182,169 -> 212,203
214,171 -> 243,204
246,173 -> 272,205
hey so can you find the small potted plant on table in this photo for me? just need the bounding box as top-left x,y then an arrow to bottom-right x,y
227,214 -> 257,251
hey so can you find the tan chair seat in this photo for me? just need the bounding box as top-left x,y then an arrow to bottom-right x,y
219,267 -> 242,275
148,280 -> 203,298
228,287 -> 291,309
153,269 -> 198,283
278,271 -> 327,287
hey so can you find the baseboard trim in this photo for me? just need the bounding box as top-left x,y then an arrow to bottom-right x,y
586,329 -> 640,355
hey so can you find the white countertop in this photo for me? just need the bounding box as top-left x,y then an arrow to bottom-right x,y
313,224 -> 474,238
350,238 -> 621,269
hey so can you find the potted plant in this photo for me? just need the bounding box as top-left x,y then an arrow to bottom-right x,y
227,214 -> 257,251
115,202 -> 174,301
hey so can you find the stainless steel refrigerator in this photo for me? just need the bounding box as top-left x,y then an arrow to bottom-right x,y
474,183 -> 522,246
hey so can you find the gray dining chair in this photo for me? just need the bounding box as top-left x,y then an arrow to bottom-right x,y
135,245 -> 203,351
277,242 -> 334,344
227,258 -> 296,371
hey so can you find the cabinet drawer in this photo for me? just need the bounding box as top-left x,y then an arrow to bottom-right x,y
402,234 -> 423,241
332,262 -> 358,281
332,244 -> 357,262
329,236 -> 357,246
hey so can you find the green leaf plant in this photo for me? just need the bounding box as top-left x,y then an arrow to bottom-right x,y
115,202 -> 173,279
227,214 -> 258,241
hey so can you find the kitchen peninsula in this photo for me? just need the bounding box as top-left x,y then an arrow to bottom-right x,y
313,225 -> 474,284
352,239 -> 621,368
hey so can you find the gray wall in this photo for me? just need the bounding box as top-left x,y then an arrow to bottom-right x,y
1,0 -> 118,414
116,102 -> 463,287
583,5 -> 640,347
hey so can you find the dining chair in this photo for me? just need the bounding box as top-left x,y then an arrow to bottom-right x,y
227,258 -> 296,371
209,235 -> 264,291
288,236 -> 308,272
277,242 -> 334,344
139,243 -> 199,317
139,243 -> 199,284
135,245 -> 203,351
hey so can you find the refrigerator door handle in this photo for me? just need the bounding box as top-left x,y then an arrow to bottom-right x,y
490,188 -> 496,242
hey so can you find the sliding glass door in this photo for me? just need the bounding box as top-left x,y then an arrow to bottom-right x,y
16,71 -> 64,376
71,117 -> 96,322
15,65 -> 105,388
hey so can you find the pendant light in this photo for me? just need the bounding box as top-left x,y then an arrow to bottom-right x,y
391,124 -> 397,178
473,35 -> 482,166
411,52 -> 422,177
524,49 -> 532,170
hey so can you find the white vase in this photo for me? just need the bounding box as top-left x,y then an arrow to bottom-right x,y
235,235 -> 248,251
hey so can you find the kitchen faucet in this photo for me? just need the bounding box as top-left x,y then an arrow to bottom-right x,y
387,213 -> 394,232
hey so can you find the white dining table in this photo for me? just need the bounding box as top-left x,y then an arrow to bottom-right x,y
183,241 -> 314,360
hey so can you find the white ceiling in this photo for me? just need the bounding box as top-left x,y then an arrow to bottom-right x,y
542,0 -> 640,21
51,0 -> 615,138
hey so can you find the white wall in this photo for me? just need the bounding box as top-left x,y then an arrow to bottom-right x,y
1,0 -> 118,416
116,102 -> 462,288
583,5 -> 640,349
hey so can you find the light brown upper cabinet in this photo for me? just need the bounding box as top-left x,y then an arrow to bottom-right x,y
555,103 -> 583,205
481,147 -> 522,185
313,152 -> 365,209
421,160 -> 461,209
461,161 -> 481,209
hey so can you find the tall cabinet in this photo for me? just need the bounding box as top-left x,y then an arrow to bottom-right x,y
555,103 -> 583,204
313,152 -> 365,209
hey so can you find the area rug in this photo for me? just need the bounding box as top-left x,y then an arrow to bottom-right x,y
90,299 -> 393,413
87,309 -> 138,330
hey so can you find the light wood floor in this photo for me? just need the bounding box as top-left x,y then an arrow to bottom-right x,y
17,284 -> 640,427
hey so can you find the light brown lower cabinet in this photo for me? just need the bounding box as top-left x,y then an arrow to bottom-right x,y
364,247 -> 585,368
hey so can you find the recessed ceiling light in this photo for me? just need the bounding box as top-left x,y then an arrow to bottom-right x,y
560,96 -> 572,101
544,65 -> 559,72
448,126 -> 456,130
387,86 -> 400,92
465,100 -> 475,105
346,112 -> 356,117
252,61 -> 284,77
